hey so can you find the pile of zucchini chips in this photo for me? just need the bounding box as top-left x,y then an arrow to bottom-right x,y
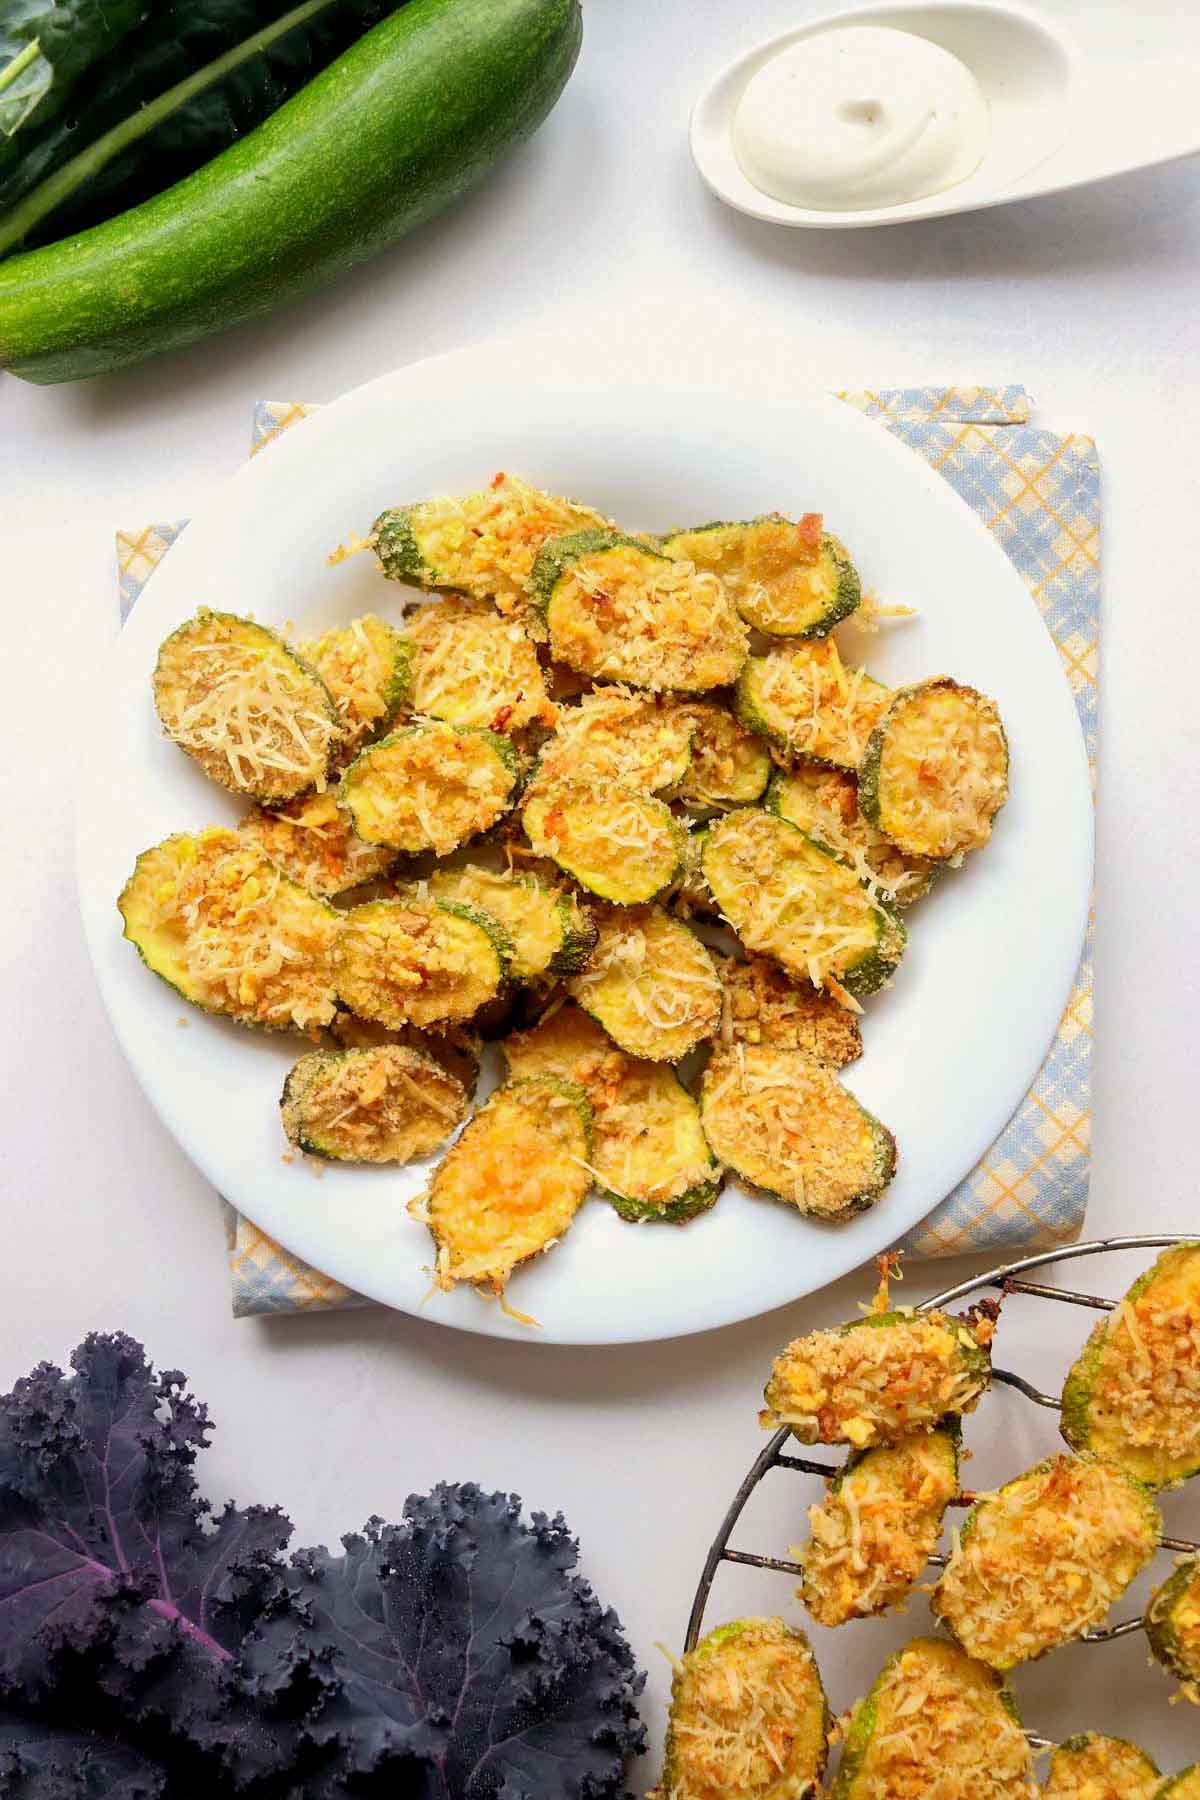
118,473 -> 1010,1312
659,1245 -> 1200,1799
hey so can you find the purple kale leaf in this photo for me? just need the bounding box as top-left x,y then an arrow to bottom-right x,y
0,1339 -> 646,1799
241,1484 -> 646,1798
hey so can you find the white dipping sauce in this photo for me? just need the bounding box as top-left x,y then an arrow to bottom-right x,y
733,26 -> 990,211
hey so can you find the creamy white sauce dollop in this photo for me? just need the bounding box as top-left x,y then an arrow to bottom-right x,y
732,26 -> 990,211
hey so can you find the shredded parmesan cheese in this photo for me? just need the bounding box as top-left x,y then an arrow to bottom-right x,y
568,905 -> 721,1061
405,595 -> 555,732
740,638 -> 889,768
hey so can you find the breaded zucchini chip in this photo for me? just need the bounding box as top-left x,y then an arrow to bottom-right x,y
238,790 -> 395,898
1147,1557 -> 1200,1704
663,514 -> 860,639
701,1045 -> 894,1219
523,779 -> 686,904
501,1005 -> 720,1224
659,1618 -> 828,1800
674,701 -> 772,813
767,765 -> 934,907
339,721 -> 519,856
420,1076 -> 592,1299
1043,1734 -> 1160,1799
831,1637 -> 1033,1800
568,905 -> 722,1061
669,829 -> 721,922
736,639 -> 889,771
531,530 -> 749,693
800,1426 -> 959,1627
327,1012 -> 481,1096
370,473 -> 612,618
423,863 -> 595,982
762,1308 -> 992,1447
860,678 -> 1009,861
280,1044 -> 466,1163
1060,1243 -> 1200,1489
1158,1769 -> 1200,1798
533,687 -> 695,793
119,828 -> 340,1032
152,608 -> 342,803
716,954 -> 862,1067
297,614 -> 411,756
333,898 -> 507,1029
702,809 -> 905,998
404,595 -> 555,733
931,1455 -> 1161,1670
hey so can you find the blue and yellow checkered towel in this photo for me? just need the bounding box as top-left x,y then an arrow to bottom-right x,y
116,386 -> 1098,1316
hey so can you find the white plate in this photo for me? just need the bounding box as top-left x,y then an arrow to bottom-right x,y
77,353 -> 1092,1345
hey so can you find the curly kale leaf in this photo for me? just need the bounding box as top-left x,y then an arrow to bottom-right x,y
0,1706 -> 166,1797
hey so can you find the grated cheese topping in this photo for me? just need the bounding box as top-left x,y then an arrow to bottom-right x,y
800,1429 -> 958,1626
762,1307 -> 990,1446
841,1637 -> 1034,1799
872,681 -> 1008,860
931,1456 -> 1160,1670
701,1043 -> 892,1218
153,610 -> 340,803
405,595 -> 555,732
668,514 -> 844,637
771,763 -> 933,906
568,905 -> 722,1061
531,686 -> 695,794
333,899 -> 501,1029
298,613 -> 408,757
741,638 -> 889,768
282,1044 -> 466,1163
523,778 -> 683,902
421,862 -> 585,983
239,790 -> 395,898
662,1619 -> 826,1800
717,954 -> 862,1066
548,542 -> 749,692
340,721 -> 515,856
1149,1558 -> 1200,1702
675,701 -> 771,810
702,809 -> 884,992
1042,1733 -> 1161,1800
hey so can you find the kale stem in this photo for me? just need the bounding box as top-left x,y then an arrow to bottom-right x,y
0,0 -> 335,256
0,36 -> 41,103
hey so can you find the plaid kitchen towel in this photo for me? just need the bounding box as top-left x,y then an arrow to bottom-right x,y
115,386 -> 1099,1313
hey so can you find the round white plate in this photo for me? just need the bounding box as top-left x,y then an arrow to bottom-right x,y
77,352 -> 1092,1345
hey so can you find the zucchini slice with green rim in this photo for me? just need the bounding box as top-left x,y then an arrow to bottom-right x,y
660,1617 -> 829,1800
859,676 -> 1009,860
370,475 -> 612,618
735,638 -> 889,771
1157,1772 -> 1200,1799
118,826 -> 340,1032
533,686 -> 694,793
297,613 -> 412,756
405,595 -> 555,733
673,700 -> 771,812
152,607 -> 342,803
530,529 -> 749,692
831,1637 -> 1032,1799
328,1012 -> 481,1097
1044,1734 -> 1161,1800
424,863 -> 596,982
663,515 -> 860,638
930,1454 -> 1161,1670
799,1426 -> 959,1626
761,1307 -> 993,1447
766,764 -> 934,906
238,789 -> 395,898
1147,1557 -> 1200,1702
523,778 -> 686,904
333,897 -> 506,1029
280,1044 -> 466,1163
700,1045 -> 895,1219
701,808 -> 905,998
716,953 -> 862,1067
567,904 -> 721,1062
1060,1242 -> 1200,1489
420,1075 -> 592,1301
339,721 -> 519,856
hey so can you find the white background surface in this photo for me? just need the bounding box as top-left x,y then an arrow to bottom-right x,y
3,0 -> 1200,1781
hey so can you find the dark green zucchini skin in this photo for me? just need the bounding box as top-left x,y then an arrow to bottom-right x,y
0,0 -> 582,383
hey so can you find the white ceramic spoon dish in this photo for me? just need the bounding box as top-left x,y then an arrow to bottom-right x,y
692,0 -> 1200,228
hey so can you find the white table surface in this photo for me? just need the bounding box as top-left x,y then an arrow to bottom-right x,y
4,0 -> 1200,1781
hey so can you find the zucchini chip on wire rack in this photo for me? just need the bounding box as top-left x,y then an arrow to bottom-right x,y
1043,1734 -> 1161,1800
1147,1557 -> 1200,1705
152,608 -> 342,803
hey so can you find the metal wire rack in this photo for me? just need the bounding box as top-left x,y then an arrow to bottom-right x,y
685,1235 -> 1200,1674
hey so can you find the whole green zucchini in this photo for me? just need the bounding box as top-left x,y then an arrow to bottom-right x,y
0,0 -> 581,383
